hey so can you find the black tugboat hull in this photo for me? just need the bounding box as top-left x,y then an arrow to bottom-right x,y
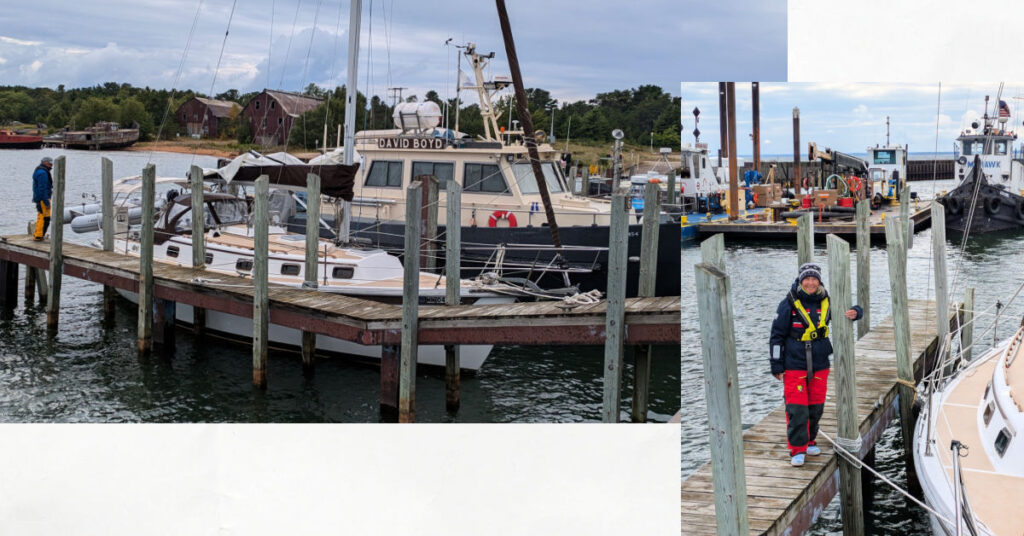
289,216 -> 681,297
0,141 -> 43,149
937,182 -> 1024,234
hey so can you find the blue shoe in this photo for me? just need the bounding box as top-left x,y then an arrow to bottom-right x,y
806,445 -> 821,456
791,453 -> 805,466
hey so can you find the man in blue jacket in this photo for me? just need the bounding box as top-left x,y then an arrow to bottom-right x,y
769,262 -> 862,466
32,156 -> 54,241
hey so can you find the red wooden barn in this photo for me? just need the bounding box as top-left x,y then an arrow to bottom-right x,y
176,97 -> 240,138
241,89 -> 323,147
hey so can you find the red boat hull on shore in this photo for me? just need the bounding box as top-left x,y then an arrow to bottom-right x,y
0,131 -> 43,149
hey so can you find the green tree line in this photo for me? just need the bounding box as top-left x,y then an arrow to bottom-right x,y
1,82 -> 680,148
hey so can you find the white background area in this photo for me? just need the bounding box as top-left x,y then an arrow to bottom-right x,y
0,424 -> 679,534
790,0 -> 1020,81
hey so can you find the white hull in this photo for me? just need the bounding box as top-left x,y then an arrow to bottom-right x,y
116,289 -> 508,370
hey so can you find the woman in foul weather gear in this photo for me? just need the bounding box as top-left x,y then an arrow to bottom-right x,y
769,262 -> 862,467
32,156 -> 54,241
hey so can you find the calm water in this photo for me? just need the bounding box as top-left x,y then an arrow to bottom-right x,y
681,183 -> 1024,534
0,148 -> 680,423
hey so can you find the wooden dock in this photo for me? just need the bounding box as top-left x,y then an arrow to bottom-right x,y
681,300 -> 945,535
0,233 -> 678,422
696,200 -> 932,242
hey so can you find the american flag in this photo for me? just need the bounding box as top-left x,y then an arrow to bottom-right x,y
999,100 -> 1011,119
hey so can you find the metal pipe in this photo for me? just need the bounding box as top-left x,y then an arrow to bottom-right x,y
752,82 -> 761,175
793,107 -> 802,191
718,82 -> 728,168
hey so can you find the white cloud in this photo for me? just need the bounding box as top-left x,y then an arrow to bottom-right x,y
0,36 -> 41,46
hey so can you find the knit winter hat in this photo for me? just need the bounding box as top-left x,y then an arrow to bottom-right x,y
41,156 -> 53,164
798,262 -> 822,284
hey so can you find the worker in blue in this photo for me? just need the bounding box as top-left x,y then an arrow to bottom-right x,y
32,156 -> 54,241
769,262 -> 862,467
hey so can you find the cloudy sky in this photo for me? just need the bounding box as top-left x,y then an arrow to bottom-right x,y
0,0 -> 786,104
680,83 -> 1024,157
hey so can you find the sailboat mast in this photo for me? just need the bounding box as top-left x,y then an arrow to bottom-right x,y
339,0 -> 362,243
495,0 -> 561,248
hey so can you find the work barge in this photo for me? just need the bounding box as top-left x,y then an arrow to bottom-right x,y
685,201 -> 968,534
0,156 -> 680,423
695,198 -> 933,242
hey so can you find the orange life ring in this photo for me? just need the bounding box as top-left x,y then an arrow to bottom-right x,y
848,176 -> 862,192
488,210 -> 518,227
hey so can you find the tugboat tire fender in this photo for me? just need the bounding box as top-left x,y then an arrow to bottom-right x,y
984,195 -> 1001,216
945,196 -> 963,215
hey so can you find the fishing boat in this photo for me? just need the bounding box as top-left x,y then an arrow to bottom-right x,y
914,323 -> 1024,535
98,174 -> 549,371
937,97 -> 1024,234
0,129 -> 43,149
301,43 -> 679,297
865,117 -> 908,208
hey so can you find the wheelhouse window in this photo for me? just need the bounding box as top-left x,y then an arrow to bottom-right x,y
995,140 -> 1008,155
995,428 -> 1012,457
870,169 -> 885,181
365,161 -> 404,188
873,150 -> 896,165
412,161 -> 455,190
962,140 -> 981,155
463,163 -> 509,193
511,162 -> 565,194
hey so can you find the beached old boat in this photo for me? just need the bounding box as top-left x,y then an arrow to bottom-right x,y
914,324 -> 1024,535
937,97 -> 1024,234
45,121 -> 140,150
0,129 -> 43,149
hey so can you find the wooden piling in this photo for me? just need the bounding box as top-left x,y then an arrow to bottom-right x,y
700,233 -> 725,270
932,203 -> 949,364
666,169 -> 677,206
400,181 -> 423,423
582,167 -> 590,196
380,344 -> 400,420
901,186 -> 912,249
24,221 -> 35,301
102,157 -> 116,321
252,175 -> 270,389
602,190 -> 629,423
0,259 -> 17,313
418,175 -> 439,271
153,298 -> 176,351
136,164 -> 155,354
301,172 -> 321,378
46,156 -> 66,331
793,107 -> 802,190
797,212 -> 812,267
855,199 -> 870,339
694,261 -> 748,535
189,164 -> 206,335
631,182 -> 660,423
884,216 -> 917,491
961,287 -> 975,363
444,181 -> 463,412
827,233 -> 864,536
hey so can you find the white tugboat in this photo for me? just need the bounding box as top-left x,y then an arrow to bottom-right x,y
939,95 -> 1024,233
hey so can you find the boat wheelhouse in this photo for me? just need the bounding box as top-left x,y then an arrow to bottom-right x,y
936,95 -> 1024,233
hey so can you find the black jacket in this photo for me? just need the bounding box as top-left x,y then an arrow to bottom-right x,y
769,280 -> 862,375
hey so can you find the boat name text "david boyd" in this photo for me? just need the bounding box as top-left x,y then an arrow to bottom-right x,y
377,138 -> 445,150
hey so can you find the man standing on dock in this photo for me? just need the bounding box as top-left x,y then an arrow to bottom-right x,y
32,156 -> 53,241
769,263 -> 862,467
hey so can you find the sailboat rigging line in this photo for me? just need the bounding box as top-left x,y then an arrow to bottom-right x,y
296,0 -> 324,151
268,0 -> 275,90
148,0 -> 204,164
190,0 -> 239,169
